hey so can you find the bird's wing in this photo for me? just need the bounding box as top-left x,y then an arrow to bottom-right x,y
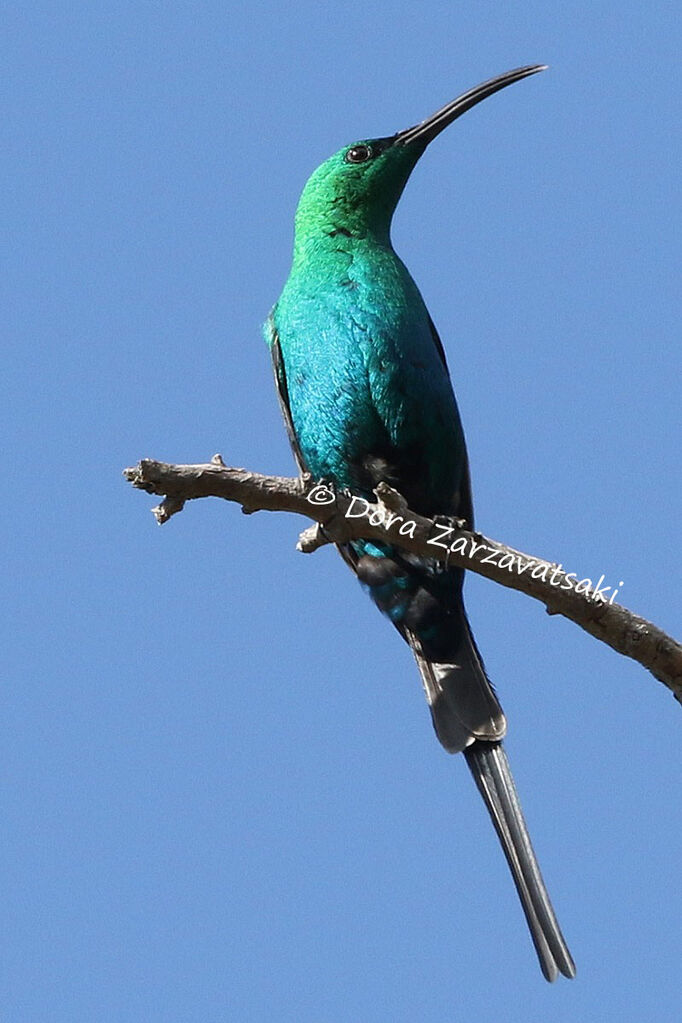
427,313 -> 474,528
457,450 -> 475,530
426,311 -> 449,371
267,319 -> 307,475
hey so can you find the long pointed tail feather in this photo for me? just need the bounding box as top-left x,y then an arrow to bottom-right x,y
465,741 -> 576,981
342,539 -> 574,978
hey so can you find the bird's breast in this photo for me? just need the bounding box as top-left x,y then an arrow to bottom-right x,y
274,246 -> 466,512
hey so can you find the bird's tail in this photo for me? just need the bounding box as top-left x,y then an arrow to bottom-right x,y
352,545 -> 574,979
409,606 -> 574,980
464,740 -> 576,981
408,604 -> 506,753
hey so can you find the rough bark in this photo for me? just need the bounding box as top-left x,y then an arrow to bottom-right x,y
124,456 -> 682,705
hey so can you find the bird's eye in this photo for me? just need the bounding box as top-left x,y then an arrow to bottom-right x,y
345,144 -> 373,164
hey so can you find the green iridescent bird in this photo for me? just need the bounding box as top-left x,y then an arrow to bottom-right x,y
265,65 -> 575,981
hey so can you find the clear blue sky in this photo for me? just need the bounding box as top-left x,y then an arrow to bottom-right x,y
4,3 -> 681,1020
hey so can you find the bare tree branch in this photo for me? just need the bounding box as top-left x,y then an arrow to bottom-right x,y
124,457 -> 682,705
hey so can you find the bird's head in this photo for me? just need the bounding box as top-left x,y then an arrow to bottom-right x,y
293,65 -> 546,251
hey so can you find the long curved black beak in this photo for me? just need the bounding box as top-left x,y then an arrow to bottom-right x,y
393,64 -> 547,148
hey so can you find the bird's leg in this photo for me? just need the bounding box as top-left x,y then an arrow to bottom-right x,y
429,513 -> 469,569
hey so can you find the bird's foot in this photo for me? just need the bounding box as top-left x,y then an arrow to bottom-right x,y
430,514 -> 469,569
432,513 -> 468,531
373,482 -> 409,514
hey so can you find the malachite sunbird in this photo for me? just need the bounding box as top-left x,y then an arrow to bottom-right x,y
265,65 -> 575,981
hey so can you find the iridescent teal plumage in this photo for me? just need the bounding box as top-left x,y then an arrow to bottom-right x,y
265,67 -> 575,982
269,138 -> 465,509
